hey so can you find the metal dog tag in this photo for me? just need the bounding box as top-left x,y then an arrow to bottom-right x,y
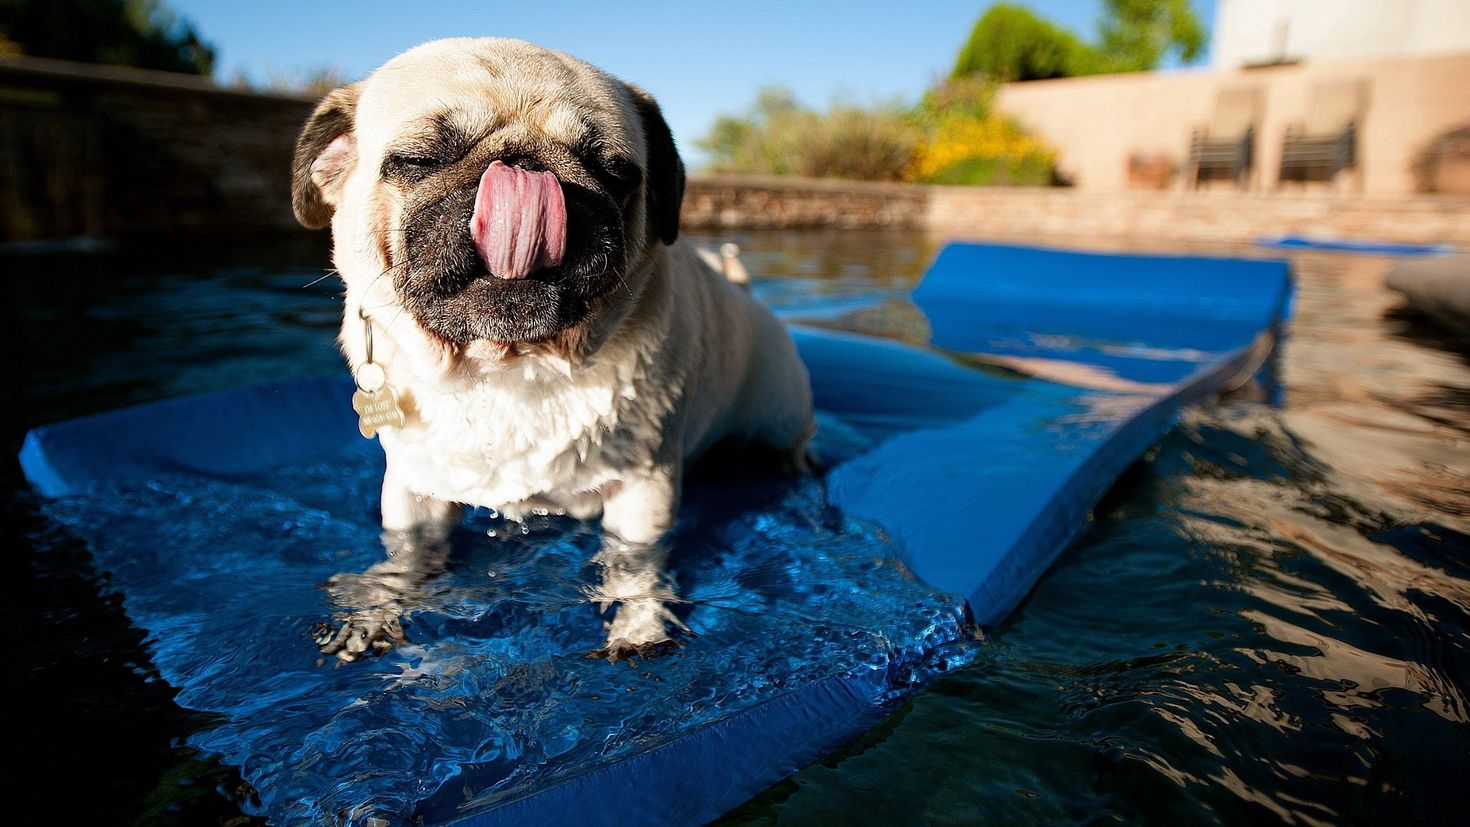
351,312 -> 405,439
352,385 -> 405,439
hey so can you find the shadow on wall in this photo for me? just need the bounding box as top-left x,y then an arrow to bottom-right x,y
0,56 -> 313,243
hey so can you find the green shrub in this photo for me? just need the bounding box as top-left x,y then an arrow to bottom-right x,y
698,89 -> 920,181
950,4 -> 1098,82
799,106 -> 920,181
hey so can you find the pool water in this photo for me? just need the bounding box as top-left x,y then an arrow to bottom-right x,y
39,440 -> 976,824
7,230 -> 1468,824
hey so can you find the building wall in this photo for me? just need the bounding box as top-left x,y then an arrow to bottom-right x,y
993,51 -> 1470,194
1213,0 -> 1470,68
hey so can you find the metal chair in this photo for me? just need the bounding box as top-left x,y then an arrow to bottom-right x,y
1187,87 -> 1262,190
1278,79 -> 1368,190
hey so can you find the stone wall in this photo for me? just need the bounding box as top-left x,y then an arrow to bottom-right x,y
685,174 -> 1470,246
1,56 -> 313,242
682,174 -> 927,230
924,186 -> 1470,246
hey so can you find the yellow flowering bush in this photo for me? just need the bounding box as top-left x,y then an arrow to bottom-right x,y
909,115 -> 1056,185
906,76 -> 1057,186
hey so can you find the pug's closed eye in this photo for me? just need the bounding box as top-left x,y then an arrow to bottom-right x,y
382,152 -> 451,182
574,133 -> 642,194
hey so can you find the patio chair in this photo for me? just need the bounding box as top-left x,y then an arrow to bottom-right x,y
1187,87 -> 1262,190
1278,79 -> 1368,189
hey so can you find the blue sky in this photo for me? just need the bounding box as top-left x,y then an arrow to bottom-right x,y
172,0 -> 1217,166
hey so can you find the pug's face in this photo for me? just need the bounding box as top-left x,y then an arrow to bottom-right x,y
291,38 -> 684,345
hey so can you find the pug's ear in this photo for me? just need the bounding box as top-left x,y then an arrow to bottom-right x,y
291,83 -> 362,229
623,84 -> 685,246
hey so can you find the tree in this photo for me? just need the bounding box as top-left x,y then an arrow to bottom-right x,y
951,0 -> 1207,82
951,4 -> 1097,82
1097,0 -> 1206,71
0,0 -> 215,75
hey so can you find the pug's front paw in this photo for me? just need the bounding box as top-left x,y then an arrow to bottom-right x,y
590,637 -> 677,663
588,598 -> 688,662
314,608 -> 407,662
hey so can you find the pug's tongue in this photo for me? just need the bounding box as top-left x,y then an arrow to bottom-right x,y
469,160 -> 567,280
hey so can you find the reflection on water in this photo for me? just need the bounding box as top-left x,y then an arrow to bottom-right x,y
8,231 -> 1470,824
726,243 -> 1470,825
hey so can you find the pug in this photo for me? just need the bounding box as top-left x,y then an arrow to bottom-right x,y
291,38 -> 814,661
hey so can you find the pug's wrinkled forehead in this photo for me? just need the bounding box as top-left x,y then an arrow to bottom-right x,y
294,36 -> 684,245
355,38 -> 647,180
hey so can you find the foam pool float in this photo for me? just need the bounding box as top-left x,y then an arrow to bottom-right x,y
1256,234 -> 1454,257
21,242 -> 1291,825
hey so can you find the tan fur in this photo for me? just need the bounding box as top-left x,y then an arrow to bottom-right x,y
297,38 -> 814,659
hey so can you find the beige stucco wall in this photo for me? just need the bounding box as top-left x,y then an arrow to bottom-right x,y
993,51 -> 1470,194
1213,0 -> 1470,68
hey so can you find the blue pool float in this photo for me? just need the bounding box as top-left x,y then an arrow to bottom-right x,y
21,243 -> 1291,825
1256,234 -> 1454,257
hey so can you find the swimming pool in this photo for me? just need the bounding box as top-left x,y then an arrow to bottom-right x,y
7,229 -> 1467,824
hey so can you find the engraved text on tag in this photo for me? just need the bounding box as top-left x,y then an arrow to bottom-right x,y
352,386 -> 406,439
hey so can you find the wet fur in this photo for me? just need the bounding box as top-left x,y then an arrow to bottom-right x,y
292,38 -> 814,659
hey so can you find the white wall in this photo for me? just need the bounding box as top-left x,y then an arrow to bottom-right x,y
1213,0 -> 1470,68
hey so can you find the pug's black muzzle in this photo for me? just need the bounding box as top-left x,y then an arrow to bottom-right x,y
396,181 -> 625,344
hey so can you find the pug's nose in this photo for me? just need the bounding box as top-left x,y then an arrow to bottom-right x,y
469,160 -> 567,279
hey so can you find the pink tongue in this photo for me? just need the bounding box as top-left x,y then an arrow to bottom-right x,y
469,160 -> 567,279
